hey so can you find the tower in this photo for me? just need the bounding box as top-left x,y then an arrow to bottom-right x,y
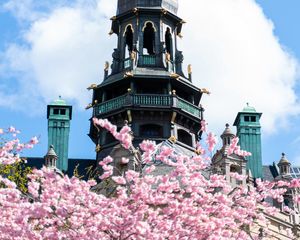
89,0 -> 205,163
233,104 -> 262,179
211,124 -> 247,187
47,97 -> 72,172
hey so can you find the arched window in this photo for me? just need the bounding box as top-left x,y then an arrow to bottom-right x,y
143,22 -> 155,55
125,25 -> 133,53
140,124 -> 163,138
165,27 -> 172,55
177,129 -> 193,146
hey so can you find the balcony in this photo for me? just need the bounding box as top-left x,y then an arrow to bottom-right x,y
94,94 -> 202,119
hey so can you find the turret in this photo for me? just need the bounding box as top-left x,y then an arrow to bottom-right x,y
278,153 -> 291,176
44,145 -> 58,168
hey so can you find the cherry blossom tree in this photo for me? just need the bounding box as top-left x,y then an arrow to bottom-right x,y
0,122 -> 300,240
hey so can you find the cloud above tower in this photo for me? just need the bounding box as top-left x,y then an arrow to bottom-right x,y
0,0 -> 299,133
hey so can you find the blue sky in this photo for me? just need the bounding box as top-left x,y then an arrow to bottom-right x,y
0,0 -> 299,165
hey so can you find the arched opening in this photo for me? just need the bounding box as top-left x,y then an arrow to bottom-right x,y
143,22 -> 155,55
140,124 -> 163,138
125,25 -> 133,58
177,129 -> 193,146
165,27 -> 172,56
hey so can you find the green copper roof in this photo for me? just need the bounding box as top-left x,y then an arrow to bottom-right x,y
241,103 -> 257,113
50,96 -> 67,106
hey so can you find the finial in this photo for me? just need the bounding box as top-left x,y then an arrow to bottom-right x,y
225,123 -> 230,128
95,144 -> 101,152
246,102 -> 249,107
59,95 -> 62,99
50,145 -> 54,149
187,64 -> 192,74
104,61 -> 109,71
282,153 -> 285,157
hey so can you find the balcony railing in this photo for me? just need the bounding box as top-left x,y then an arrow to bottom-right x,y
140,55 -> 156,66
95,95 -> 127,115
123,58 -> 131,69
133,94 -> 171,106
176,97 -> 201,118
94,94 -> 202,118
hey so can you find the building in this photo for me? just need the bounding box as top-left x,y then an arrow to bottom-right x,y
25,0 -> 299,238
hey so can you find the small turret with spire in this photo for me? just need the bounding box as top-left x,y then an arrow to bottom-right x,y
221,123 -> 235,149
278,153 -> 291,176
44,145 -> 58,168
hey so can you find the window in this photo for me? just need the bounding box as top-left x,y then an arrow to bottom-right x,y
140,124 -> 163,138
251,116 -> 256,122
143,22 -> 155,55
125,25 -> 133,53
177,129 -> 193,146
60,109 -> 66,115
244,116 -> 250,122
61,122 -> 65,127
53,109 -> 59,115
165,27 -> 172,55
230,165 -> 240,173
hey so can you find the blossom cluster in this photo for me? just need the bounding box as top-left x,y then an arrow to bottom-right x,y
0,122 -> 300,239
0,127 -> 39,165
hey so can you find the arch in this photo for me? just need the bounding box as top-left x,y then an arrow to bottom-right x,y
142,21 -> 157,32
124,24 -> 134,54
140,124 -> 163,138
177,129 -> 193,146
143,21 -> 156,55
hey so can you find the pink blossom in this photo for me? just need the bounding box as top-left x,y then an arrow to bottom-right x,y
112,176 -> 127,185
201,120 -> 207,132
206,132 -> 217,152
0,121 -> 297,240
30,136 -> 39,145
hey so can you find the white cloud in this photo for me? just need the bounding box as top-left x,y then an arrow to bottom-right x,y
1,0 -> 299,134
178,0 -> 300,134
1,0 -> 117,112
